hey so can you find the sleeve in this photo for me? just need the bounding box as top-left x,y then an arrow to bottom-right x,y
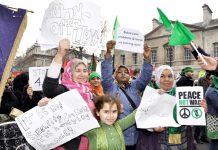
116,109 -> 136,130
192,47 -> 218,76
43,59 -> 68,98
206,88 -> 218,109
131,60 -> 152,92
101,57 -> 116,93
47,59 -> 62,78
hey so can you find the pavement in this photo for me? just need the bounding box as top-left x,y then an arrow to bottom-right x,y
197,142 -> 209,150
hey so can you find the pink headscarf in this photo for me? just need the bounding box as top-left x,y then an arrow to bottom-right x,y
61,58 -> 93,104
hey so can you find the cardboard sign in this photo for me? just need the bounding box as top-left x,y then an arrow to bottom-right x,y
15,90 -> 99,150
176,86 -> 206,125
39,0 -> 101,52
136,86 -> 180,128
115,28 -> 144,53
29,67 -> 48,91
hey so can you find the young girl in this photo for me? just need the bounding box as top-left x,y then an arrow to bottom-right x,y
84,95 -> 136,150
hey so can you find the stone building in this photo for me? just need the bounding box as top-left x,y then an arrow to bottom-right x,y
114,4 -> 218,79
13,42 -> 101,72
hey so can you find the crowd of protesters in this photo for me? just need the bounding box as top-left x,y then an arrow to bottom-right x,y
1,38 -> 218,150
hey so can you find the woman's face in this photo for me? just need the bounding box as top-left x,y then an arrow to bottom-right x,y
72,63 -> 88,83
159,69 -> 174,91
90,77 -> 101,87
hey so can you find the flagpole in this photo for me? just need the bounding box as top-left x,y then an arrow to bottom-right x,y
190,42 -> 208,65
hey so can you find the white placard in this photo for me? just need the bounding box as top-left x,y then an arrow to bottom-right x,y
176,86 -> 206,125
115,28 -> 144,53
29,67 -> 49,91
15,90 -> 99,150
136,86 -> 180,128
39,0 -> 101,50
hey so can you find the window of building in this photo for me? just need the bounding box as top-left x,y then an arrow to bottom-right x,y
166,47 -> 174,61
214,43 -> 218,57
184,48 -> 191,60
151,49 -> 157,63
120,55 -> 125,65
132,53 -> 137,64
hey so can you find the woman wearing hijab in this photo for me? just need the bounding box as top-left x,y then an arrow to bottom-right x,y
205,75 -> 218,150
89,72 -> 104,96
136,65 -> 197,150
41,38 -> 94,150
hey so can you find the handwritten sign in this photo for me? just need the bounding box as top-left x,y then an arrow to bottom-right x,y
136,86 -> 180,128
29,67 -> 48,91
176,86 -> 206,125
115,28 -> 144,53
39,0 -> 101,50
15,90 -> 99,150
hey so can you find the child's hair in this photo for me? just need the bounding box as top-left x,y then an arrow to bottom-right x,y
94,95 -> 122,113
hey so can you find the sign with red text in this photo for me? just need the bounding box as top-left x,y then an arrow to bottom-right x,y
176,86 -> 206,125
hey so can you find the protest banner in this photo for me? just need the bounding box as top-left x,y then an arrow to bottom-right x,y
176,86 -> 206,125
15,90 -> 99,150
39,0 -> 101,53
115,28 -> 144,53
136,86 -> 180,128
0,4 -> 27,103
29,67 -> 49,91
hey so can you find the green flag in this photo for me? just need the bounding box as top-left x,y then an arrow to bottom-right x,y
157,8 -> 172,30
169,21 -> 195,46
112,16 -> 120,40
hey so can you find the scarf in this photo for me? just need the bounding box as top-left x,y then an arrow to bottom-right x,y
61,59 -> 93,102
97,122 -> 125,150
155,65 -> 181,144
92,85 -> 104,96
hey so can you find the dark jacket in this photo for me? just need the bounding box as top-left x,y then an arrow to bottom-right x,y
20,85 -> 43,112
176,75 -> 194,87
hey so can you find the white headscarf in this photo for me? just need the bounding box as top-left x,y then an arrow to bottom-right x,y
155,65 -> 174,87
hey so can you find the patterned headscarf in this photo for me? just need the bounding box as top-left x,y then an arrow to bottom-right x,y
61,58 -> 93,104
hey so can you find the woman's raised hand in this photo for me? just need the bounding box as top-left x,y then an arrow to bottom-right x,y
106,40 -> 116,53
57,38 -> 70,57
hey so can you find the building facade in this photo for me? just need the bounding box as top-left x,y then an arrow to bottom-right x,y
114,4 -> 218,79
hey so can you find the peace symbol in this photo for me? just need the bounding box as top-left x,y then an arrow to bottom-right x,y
179,108 -> 190,119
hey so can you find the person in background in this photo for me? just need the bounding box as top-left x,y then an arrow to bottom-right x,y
205,75 -> 218,150
101,40 -> 152,150
89,72 -> 104,96
136,65 -> 197,150
20,84 -> 43,112
176,67 -> 194,87
132,68 -> 140,80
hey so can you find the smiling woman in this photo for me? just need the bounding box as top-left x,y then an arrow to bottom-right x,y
136,65 -> 197,150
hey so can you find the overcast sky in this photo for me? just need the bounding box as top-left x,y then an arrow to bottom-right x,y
1,0 -> 218,56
